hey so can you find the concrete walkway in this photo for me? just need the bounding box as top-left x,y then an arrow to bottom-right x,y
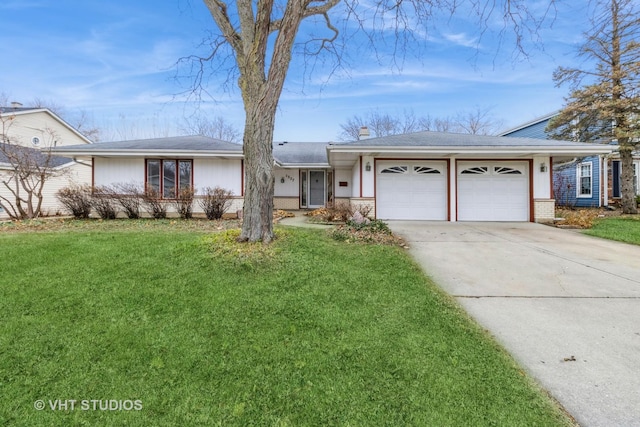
277,211 -> 334,229
386,221 -> 640,427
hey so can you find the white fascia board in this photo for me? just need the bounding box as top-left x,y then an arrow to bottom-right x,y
48,150 -> 244,158
276,163 -> 331,169
328,145 -> 615,156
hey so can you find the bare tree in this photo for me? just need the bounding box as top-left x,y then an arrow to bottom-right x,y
339,110 -> 429,140
187,0 -> 557,242
99,113 -> 174,142
339,107 -> 503,140
0,114 -> 66,219
453,106 -> 504,135
547,0 -> 640,214
178,114 -> 241,143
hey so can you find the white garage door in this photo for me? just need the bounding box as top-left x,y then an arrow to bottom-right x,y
376,161 -> 447,220
457,162 -> 529,221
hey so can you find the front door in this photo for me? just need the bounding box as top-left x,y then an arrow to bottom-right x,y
308,170 -> 325,208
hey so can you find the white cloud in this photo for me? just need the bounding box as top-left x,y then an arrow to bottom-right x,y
442,32 -> 479,49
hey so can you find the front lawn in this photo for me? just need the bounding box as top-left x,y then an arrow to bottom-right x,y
584,216 -> 640,245
0,221 -> 571,426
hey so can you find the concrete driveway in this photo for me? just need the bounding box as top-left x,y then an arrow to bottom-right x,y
387,221 -> 640,427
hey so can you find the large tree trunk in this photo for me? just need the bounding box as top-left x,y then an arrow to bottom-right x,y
619,147 -> 638,214
239,104 -> 276,243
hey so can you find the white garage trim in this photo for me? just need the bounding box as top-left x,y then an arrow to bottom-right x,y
457,161 -> 530,221
376,160 -> 448,220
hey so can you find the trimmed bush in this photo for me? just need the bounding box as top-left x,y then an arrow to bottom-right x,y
142,187 -> 167,219
174,187 -> 196,219
112,183 -> 143,219
56,185 -> 92,219
200,186 -> 234,220
90,186 -> 118,220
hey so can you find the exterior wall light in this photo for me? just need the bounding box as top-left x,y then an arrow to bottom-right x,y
540,162 -> 547,172
365,162 -> 371,171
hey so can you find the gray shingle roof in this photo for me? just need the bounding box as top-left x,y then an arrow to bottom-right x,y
273,142 -> 329,165
330,130 -> 603,147
0,144 -> 73,168
51,135 -> 242,153
0,107 -> 42,114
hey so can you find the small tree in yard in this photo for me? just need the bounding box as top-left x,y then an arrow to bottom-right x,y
56,185 -> 93,219
0,115 -> 67,219
200,186 -> 233,220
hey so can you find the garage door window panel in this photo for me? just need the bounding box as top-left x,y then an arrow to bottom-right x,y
380,166 -> 408,174
494,166 -> 522,175
414,166 -> 441,174
461,166 -> 489,175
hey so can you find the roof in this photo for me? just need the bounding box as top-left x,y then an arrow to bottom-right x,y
50,135 -> 243,158
273,142 -> 330,167
326,130 -> 615,167
0,143 -> 73,168
329,129 -> 594,148
0,106 -> 43,114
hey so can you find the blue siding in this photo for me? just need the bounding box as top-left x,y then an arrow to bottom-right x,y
503,115 -> 601,207
554,157 -> 600,207
503,121 -> 550,139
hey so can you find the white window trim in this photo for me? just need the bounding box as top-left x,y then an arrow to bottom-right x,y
577,162 -> 592,198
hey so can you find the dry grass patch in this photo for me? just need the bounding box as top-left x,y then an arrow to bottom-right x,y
554,207 -> 621,229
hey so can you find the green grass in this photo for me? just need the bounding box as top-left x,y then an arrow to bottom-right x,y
0,222 -> 571,426
584,216 -> 640,245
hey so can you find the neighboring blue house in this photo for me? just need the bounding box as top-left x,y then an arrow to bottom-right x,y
500,112 -> 607,208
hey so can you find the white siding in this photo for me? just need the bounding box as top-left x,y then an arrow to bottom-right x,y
193,158 -> 242,195
533,156 -> 551,199
94,158 -> 145,187
351,158 -> 361,198
274,168 -> 299,197
334,169 -> 351,198
0,161 -> 92,218
361,155 -> 375,197
2,110 -> 91,148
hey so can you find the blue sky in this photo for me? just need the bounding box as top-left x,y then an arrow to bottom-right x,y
0,1 -> 592,142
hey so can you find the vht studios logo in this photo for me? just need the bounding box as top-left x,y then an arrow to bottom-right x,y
34,399 -> 143,411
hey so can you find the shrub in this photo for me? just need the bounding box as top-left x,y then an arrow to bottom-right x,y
56,185 -> 92,219
90,186 -> 118,220
112,183 -> 143,219
174,187 -> 196,219
142,187 -> 167,219
331,219 -> 398,245
308,201 -> 372,223
200,186 -> 234,220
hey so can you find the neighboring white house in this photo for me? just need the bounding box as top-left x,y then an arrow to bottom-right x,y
51,130 -> 614,222
0,106 -> 93,219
